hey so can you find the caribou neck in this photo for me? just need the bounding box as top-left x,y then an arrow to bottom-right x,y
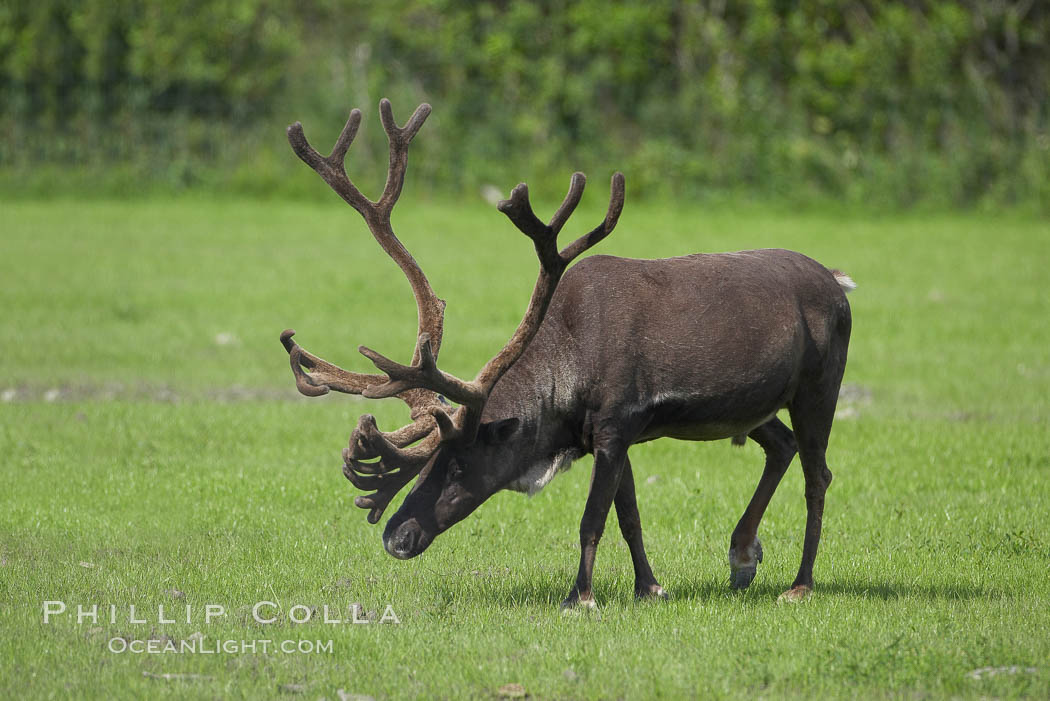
482,317 -> 587,463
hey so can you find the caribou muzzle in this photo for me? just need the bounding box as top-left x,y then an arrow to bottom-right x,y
383,518 -> 431,559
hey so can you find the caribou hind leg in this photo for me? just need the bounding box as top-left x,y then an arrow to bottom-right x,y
779,360 -> 846,601
614,457 -> 668,600
728,417 -> 798,589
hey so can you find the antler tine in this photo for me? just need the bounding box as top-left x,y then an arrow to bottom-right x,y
377,99 -> 432,213
558,172 -> 626,263
330,108 -> 362,165
346,465 -> 420,524
497,183 -> 548,240
373,409 -> 440,446
357,333 -> 486,407
286,111 -> 371,215
281,329 -> 385,397
344,413 -> 440,465
547,172 -> 588,235
428,405 -> 463,443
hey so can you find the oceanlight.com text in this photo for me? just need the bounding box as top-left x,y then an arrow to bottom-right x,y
107,637 -> 334,655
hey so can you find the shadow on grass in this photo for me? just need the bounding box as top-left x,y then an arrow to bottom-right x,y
466,577 -> 994,608
669,578 -> 994,602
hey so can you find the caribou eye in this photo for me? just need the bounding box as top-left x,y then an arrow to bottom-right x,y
448,459 -> 465,480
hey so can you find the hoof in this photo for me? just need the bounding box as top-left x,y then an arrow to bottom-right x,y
635,584 -> 670,601
730,567 -> 757,590
776,585 -> 812,604
728,537 -> 763,590
560,597 -> 598,614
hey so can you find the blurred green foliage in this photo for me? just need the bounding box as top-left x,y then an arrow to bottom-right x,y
1,0 -> 1048,207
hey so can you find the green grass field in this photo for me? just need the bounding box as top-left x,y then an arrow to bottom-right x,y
2,195 -> 1048,699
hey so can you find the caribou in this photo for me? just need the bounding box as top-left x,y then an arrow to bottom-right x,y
280,100 -> 854,607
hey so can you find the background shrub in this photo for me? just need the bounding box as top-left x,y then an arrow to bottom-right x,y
1,0 -> 1047,207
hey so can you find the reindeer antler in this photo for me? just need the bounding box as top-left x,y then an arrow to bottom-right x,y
281,100 -> 453,521
283,99 -> 625,523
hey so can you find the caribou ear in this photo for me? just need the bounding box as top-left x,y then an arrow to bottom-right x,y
483,418 -> 521,444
